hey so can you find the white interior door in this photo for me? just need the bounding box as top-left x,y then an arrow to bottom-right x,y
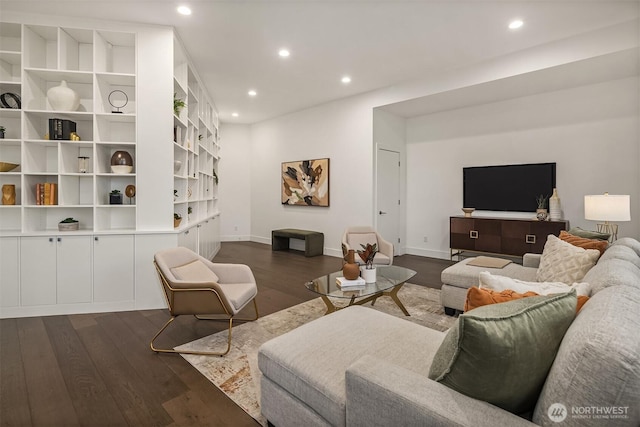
376,148 -> 400,254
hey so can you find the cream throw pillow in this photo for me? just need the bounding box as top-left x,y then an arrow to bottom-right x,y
479,271 -> 591,296
536,235 -> 599,284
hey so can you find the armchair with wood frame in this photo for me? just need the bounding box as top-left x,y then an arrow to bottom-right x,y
151,246 -> 259,356
341,226 -> 394,266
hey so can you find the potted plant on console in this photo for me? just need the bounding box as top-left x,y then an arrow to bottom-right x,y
536,194 -> 549,221
358,243 -> 378,283
109,189 -> 123,205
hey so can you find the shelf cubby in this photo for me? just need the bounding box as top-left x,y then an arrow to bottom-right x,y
0,23 -> 21,52
23,69 -> 93,112
59,174 -> 93,205
24,110 -> 93,141
95,73 -> 136,114
95,143 -> 135,174
0,54 -> 21,82
59,27 -> 93,72
23,25 -> 58,70
94,31 -> 135,74
95,114 -> 135,142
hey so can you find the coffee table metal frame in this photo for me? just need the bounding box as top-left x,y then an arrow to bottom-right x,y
305,265 -> 416,316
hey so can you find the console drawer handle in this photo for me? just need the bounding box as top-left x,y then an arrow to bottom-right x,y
526,234 -> 536,244
470,230 -> 479,239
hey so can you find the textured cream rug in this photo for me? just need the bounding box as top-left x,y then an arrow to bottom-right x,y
176,284 -> 456,426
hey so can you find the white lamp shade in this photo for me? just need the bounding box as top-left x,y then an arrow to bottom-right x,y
584,194 -> 631,221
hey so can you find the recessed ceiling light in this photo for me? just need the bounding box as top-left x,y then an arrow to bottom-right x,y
341,76 -> 351,84
278,49 -> 290,58
177,6 -> 192,15
248,90 -> 257,96
232,112 -> 239,117
508,20 -> 524,29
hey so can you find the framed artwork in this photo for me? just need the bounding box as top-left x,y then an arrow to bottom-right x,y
281,158 -> 330,206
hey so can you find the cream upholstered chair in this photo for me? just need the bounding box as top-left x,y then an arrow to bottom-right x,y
151,246 -> 259,356
341,226 -> 394,266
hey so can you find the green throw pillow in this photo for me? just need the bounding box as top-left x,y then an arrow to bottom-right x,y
428,291 -> 577,414
568,227 -> 610,241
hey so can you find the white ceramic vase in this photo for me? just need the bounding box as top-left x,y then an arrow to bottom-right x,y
47,80 -> 80,111
361,266 -> 377,284
549,188 -> 562,221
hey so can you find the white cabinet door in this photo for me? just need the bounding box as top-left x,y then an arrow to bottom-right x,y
177,225 -> 198,253
93,235 -> 134,303
57,236 -> 92,304
20,236 -> 92,306
20,237 -> 57,306
0,237 -> 20,307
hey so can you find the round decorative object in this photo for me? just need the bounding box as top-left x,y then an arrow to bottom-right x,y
462,207 -> 475,218
0,92 -> 21,109
174,160 -> 182,174
47,80 -> 80,111
125,185 -> 136,198
108,90 -> 128,113
110,150 -> 133,174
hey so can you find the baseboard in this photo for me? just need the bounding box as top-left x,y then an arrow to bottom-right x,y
404,246 -> 450,260
221,234 -> 251,242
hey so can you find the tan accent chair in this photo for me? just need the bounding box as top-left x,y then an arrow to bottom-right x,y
341,226 -> 394,266
151,247 -> 259,356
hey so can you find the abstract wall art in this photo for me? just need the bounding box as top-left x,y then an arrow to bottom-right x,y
281,158 -> 330,206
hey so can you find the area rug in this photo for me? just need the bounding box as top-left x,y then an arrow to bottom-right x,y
176,284 -> 456,426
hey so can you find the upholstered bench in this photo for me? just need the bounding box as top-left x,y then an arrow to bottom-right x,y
272,228 -> 324,257
440,255 -> 540,314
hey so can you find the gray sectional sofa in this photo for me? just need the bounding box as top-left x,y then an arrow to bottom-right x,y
257,238 -> 640,426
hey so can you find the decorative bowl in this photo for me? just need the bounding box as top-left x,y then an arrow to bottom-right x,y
111,165 -> 133,174
58,222 -> 79,231
0,162 -> 19,172
462,207 -> 475,217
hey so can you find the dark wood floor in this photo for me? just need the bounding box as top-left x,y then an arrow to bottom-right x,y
0,242 -> 452,426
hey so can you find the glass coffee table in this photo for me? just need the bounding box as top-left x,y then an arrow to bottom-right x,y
305,265 -> 416,315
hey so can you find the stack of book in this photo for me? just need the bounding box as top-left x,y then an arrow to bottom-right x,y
336,276 -> 366,289
35,182 -> 57,205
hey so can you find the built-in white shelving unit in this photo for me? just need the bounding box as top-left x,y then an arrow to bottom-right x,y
0,18 -> 220,319
0,23 -> 137,233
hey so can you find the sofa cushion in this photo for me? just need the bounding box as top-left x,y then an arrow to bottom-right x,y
258,306 -> 445,427
533,285 -> 640,426
567,226 -> 610,241
559,230 -> 608,256
465,286 -> 590,313
478,271 -> 591,296
582,258 -> 640,295
441,257 -> 537,290
536,235 -> 599,284
170,259 -> 220,285
428,291 -> 577,414
464,287 -> 538,311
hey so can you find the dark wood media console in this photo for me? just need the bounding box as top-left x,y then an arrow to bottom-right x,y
450,216 -> 569,259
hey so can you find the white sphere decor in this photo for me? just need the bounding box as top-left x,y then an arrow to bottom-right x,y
47,80 -> 80,111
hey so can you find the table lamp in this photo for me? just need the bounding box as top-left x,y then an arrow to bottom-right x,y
584,193 -> 631,242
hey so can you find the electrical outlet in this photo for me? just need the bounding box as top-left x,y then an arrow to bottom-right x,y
423,236 -> 428,243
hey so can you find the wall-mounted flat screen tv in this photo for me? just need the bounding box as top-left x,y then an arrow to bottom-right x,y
463,162 -> 556,212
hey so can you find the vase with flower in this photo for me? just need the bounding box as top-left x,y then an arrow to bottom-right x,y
357,243 -> 378,283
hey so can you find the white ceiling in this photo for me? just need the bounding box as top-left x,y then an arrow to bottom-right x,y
2,1 -> 638,124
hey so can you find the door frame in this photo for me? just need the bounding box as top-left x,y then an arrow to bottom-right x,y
374,143 -> 406,255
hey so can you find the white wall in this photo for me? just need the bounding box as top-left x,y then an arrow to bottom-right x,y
222,19 -> 638,258
249,96 -> 378,256
219,123 -> 252,241
405,77 -> 640,259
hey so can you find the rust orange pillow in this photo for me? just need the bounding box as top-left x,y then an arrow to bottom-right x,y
559,230 -> 608,256
464,287 -> 539,312
465,286 -> 590,313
